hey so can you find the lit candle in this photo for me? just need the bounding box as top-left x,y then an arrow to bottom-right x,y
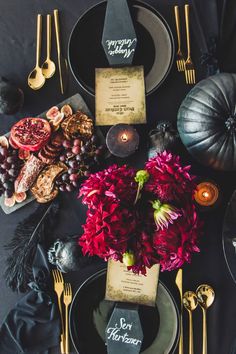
106,123 -> 139,158
194,181 -> 219,207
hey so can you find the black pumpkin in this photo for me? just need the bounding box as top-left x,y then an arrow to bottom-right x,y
177,73 -> 236,171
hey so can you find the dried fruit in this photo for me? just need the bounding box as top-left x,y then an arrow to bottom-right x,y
61,104 -> 73,117
14,191 -> 27,203
0,136 -> 9,148
46,106 -> 59,120
4,195 -> 16,207
18,149 -> 31,160
10,117 -> 51,151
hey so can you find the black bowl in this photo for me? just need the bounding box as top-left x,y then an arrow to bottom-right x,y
69,269 -> 179,354
68,1 -> 174,96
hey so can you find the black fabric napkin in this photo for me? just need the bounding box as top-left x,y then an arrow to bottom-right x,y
0,244 -> 60,354
218,0 -> 236,72
190,0 -> 220,76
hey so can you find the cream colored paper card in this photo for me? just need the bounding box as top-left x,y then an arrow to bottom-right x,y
105,260 -> 160,307
95,66 -> 146,125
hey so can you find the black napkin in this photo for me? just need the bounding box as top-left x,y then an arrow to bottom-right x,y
0,244 -> 60,354
218,0 -> 236,72
190,0 -> 220,76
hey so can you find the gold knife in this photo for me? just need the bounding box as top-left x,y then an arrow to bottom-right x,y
54,9 -> 67,94
175,268 -> 183,354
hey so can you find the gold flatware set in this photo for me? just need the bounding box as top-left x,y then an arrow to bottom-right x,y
52,269 -> 72,354
28,10 -> 67,93
175,269 -> 215,354
174,4 -> 196,85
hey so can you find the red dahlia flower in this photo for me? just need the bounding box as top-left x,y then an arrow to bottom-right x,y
145,151 -> 196,203
153,203 -> 202,271
79,164 -> 137,207
78,200 -> 137,260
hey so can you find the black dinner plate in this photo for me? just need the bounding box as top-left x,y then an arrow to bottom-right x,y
69,268 -> 179,354
223,189 -> 236,283
68,0 -> 174,96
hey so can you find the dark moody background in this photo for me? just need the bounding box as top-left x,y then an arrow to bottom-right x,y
0,0 -> 235,353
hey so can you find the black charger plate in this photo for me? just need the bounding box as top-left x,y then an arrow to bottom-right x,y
223,190 -> 236,283
68,1 -> 174,96
69,269 -> 179,354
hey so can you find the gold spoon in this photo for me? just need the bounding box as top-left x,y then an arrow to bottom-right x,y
42,14 -> 56,78
196,284 -> 215,354
183,291 -> 198,354
28,14 -> 45,90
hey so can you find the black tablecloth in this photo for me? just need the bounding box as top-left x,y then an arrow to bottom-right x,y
0,0 -> 236,353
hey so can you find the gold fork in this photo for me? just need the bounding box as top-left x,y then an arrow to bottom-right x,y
175,269 -> 183,354
63,283 -> 72,354
184,4 -> 196,84
52,269 -> 65,354
174,6 -> 185,71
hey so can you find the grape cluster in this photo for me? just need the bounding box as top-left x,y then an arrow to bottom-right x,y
0,146 -> 21,197
55,135 -> 104,192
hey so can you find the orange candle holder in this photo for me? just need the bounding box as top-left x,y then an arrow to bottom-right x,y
194,180 -> 220,208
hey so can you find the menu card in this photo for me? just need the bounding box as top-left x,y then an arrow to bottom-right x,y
95,66 -> 146,126
105,260 -> 159,307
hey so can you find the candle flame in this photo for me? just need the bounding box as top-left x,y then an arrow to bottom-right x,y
120,133 -> 129,142
202,191 -> 210,199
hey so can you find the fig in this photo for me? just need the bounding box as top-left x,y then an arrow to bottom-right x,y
46,106 -> 59,120
14,191 -> 27,203
61,104 -> 73,117
4,195 -> 16,207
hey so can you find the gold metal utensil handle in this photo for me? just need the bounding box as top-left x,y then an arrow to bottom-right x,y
36,14 -> 42,67
54,9 -> 61,55
47,14 -> 52,59
179,312 -> 183,354
65,304 -> 69,354
202,307 -> 207,354
174,6 -> 181,52
54,9 -> 64,94
184,4 -> 191,59
188,310 -> 194,354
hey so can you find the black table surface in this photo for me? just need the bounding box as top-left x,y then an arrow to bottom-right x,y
0,0 -> 235,354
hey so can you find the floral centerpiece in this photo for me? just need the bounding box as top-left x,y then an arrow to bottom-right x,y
78,151 -> 202,274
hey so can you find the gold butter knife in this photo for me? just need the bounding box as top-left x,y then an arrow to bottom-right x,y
54,9 -> 67,94
175,268 -> 183,354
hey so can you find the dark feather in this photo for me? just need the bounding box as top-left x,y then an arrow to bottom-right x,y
4,201 -> 59,293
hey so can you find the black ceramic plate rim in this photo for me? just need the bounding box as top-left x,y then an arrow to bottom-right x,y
69,267 -> 180,354
222,189 -> 236,283
67,0 -> 174,97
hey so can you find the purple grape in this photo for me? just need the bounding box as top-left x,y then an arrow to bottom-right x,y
62,174 -> 69,181
66,184 -> 74,192
7,156 -> 17,163
0,147 -> 8,157
66,151 -> 73,158
69,160 -> 78,169
8,169 -> 18,177
5,190 -> 13,198
2,162 -> 10,169
76,155 -> 82,162
0,174 -> 7,183
91,135 -> 97,143
59,185 -> 67,192
73,139 -> 81,147
68,168 -> 76,175
60,155 -> 66,162
69,173 -> 78,182
72,146 -> 81,155
62,140 -> 72,149
72,181 -> 79,188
